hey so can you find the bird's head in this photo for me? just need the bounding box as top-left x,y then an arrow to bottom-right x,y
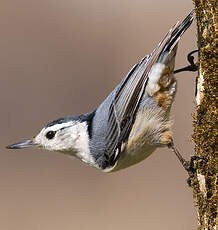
7,117 -> 90,155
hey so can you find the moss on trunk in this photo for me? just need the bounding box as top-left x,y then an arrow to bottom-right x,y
191,1 -> 217,229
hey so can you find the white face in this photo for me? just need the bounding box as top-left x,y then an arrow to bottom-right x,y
34,121 -> 86,153
7,119 -> 95,167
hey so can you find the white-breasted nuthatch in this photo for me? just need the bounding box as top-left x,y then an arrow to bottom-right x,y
7,11 -> 196,173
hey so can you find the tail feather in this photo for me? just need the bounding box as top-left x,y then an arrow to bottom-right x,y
146,10 -> 194,97
157,10 -> 194,63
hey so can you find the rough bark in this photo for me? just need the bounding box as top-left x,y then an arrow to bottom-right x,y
191,1 -> 217,229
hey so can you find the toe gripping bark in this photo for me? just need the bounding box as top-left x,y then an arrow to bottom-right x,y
174,50 -> 198,74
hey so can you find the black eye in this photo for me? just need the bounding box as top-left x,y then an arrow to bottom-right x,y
46,131 -> 56,140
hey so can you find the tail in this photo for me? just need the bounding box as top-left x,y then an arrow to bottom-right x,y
145,11 -> 194,98
157,10 -> 194,63
139,10 -> 195,83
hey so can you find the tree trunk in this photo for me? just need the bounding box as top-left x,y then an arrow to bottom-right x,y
191,1 -> 217,229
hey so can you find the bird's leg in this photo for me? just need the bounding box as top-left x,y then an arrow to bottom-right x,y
168,141 -> 206,185
174,49 -> 199,74
168,142 -> 190,171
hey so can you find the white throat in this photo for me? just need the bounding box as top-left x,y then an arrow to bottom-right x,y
66,122 -> 96,167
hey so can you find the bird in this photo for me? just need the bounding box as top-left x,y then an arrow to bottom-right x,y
7,11 -> 196,173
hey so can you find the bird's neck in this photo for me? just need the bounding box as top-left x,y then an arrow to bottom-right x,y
71,122 -> 97,167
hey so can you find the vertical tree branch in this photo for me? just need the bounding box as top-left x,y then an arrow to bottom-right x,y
192,1 -> 217,229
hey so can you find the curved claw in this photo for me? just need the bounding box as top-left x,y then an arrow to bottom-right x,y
168,142 -> 207,186
174,49 -> 199,74
186,155 -> 207,186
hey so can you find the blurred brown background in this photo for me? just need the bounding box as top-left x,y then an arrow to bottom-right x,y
0,1 -> 197,229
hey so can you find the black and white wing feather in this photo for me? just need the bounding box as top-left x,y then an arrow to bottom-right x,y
106,44 -> 164,165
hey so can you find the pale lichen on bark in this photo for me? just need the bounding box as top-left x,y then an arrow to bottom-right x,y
191,0 -> 217,229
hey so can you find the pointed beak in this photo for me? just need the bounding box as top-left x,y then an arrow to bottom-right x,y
6,139 -> 37,149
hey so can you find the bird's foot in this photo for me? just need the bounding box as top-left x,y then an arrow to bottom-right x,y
168,142 -> 206,186
174,49 -> 198,74
185,155 -> 207,186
